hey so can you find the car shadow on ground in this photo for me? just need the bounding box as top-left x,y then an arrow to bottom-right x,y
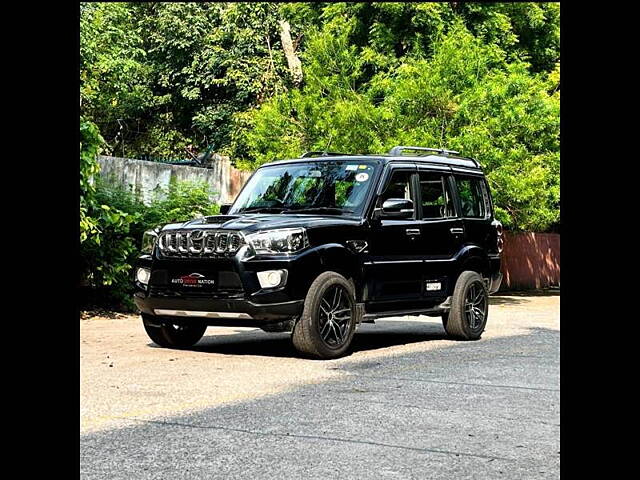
489,296 -> 529,306
504,289 -> 560,297
145,290 -> 559,359
489,289 -> 559,306
158,320 -> 451,359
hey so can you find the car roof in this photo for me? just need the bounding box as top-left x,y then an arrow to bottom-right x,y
261,153 -> 482,171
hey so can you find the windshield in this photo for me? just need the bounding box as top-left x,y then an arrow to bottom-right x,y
229,160 -> 380,216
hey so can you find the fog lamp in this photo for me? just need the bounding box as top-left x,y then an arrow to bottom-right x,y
136,267 -> 151,285
256,269 -> 287,289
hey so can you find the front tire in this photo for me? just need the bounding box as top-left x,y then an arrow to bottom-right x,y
291,271 -> 357,359
442,271 -> 488,340
142,314 -> 207,349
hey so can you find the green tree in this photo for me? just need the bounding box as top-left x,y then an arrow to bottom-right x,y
231,22 -> 559,231
80,117 -> 140,305
81,2 -> 559,160
80,2 -> 153,157
81,2 -> 560,232
79,117 -> 103,244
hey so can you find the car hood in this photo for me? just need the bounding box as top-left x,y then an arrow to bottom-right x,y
159,213 -> 363,234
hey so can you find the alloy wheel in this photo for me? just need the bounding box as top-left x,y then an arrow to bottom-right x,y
464,281 -> 487,331
317,285 -> 353,348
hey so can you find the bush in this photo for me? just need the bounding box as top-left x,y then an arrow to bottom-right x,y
80,178 -> 220,311
141,179 -> 221,230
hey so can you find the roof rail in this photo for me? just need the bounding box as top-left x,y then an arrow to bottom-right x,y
388,145 -> 481,168
301,151 -> 354,158
388,146 -> 460,156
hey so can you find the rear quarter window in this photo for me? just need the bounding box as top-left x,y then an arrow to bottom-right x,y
455,176 -> 490,219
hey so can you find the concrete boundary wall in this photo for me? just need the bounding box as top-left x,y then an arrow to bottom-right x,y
97,155 -> 252,205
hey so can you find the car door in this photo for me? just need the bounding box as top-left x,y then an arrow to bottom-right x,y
414,167 -> 464,300
452,172 -> 494,254
365,164 -> 424,307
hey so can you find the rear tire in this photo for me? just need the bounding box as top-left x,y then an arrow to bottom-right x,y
291,271 -> 357,359
442,271 -> 488,340
142,314 -> 207,349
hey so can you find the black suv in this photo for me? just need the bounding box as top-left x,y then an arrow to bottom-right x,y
134,146 -> 503,359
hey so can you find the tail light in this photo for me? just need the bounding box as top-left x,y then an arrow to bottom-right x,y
493,220 -> 504,253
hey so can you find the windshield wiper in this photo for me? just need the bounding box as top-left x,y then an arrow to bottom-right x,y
239,207 -> 285,214
282,207 -> 353,215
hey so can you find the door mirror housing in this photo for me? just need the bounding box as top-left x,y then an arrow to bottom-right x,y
376,198 -> 414,219
219,204 -> 232,215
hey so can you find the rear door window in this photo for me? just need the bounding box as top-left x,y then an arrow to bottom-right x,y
418,172 -> 455,219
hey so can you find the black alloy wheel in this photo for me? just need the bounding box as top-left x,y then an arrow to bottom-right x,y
292,271 -> 359,359
318,284 -> 353,348
442,270 -> 489,340
464,281 -> 487,332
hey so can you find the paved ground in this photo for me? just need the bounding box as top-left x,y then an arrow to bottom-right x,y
80,292 -> 559,479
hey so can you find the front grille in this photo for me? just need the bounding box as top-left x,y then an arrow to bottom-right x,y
157,230 -> 244,258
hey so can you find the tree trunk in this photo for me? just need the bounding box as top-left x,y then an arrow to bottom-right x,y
279,19 -> 303,85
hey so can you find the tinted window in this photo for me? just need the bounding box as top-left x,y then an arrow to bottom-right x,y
455,176 -> 487,218
230,161 -> 379,215
377,170 -> 416,219
419,172 -> 455,219
379,170 -> 413,204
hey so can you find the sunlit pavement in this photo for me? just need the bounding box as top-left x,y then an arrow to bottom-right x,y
81,293 -> 559,479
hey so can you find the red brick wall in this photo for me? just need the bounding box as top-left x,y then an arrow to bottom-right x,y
500,232 -> 560,290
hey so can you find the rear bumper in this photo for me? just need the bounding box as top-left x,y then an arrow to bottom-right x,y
134,292 -> 303,325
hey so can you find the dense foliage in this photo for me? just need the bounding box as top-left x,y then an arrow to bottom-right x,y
81,2 -> 291,159
233,21 -> 559,230
81,1 -> 559,232
79,146 -> 221,309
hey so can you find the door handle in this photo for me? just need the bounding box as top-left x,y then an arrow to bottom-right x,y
450,227 -> 464,235
406,228 -> 421,236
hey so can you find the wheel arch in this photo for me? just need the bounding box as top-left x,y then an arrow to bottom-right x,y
309,244 -> 364,301
450,246 -> 491,293
459,255 -> 491,276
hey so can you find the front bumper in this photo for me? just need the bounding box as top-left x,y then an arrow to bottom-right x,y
133,243 -> 335,326
134,291 -> 303,326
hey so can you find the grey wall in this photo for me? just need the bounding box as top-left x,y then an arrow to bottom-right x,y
97,155 -> 253,205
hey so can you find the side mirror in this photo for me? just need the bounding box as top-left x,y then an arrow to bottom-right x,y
219,204 -> 232,215
377,198 -> 414,219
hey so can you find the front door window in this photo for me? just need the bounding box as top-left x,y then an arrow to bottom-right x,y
377,170 -> 415,216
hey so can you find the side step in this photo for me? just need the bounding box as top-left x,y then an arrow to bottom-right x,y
359,297 -> 451,323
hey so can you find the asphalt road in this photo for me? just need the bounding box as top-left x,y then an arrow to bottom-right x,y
80,293 -> 559,479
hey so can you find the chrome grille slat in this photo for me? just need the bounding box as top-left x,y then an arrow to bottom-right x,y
216,233 -> 229,253
204,234 -> 216,254
157,230 -> 243,258
177,232 -> 188,253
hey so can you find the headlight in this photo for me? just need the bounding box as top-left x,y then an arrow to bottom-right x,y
244,228 -> 309,255
141,229 -> 158,254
